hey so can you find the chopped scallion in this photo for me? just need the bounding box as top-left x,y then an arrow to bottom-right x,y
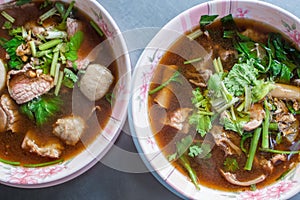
23,159 -> 64,168
62,0 -> 75,23
38,7 -> 57,24
29,41 -> 37,57
39,39 -> 62,51
0,158 -> 20,166
1,11 -> 15,23
90,20 -> 104,37
184,57 -> 203,65
54,71 -> 64,96
50,51 -> 59,76
187,29 -> 203,40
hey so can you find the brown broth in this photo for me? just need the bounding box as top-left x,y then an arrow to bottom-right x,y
0,1 -> 118,165
149,19 -> 300,191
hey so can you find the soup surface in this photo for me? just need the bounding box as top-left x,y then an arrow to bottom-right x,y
0,1 -> 117,166
149,16 -> 300,191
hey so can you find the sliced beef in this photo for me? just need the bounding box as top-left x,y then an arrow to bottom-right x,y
66,18 -> 83,38
53,115 -> 86,146
7,65 -> 54,104
80,64 -> 114,101
22,129 -> 64,158
0,94 -> 23,133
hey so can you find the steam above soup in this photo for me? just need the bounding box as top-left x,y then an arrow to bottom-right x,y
149,14 -> 300,191
0,0 -> 116,167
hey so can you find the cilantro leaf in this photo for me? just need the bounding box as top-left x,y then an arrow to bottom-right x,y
188,145 -> 203,158
65,31 -> 84,61
1,37 -> 24,69
189,88 -> 213,137
20,96 -> 63,126
223,157 -> 239,172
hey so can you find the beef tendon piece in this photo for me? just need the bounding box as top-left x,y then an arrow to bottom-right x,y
22,129 -> 64,159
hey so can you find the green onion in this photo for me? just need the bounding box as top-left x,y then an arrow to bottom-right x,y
50,51 -> 59,76
23,159 -> 64,168
54,71 -> 64,96
0,158 -> 20,166
262,100 -> 270,149
53,63 -> 61,85
29,41 -> 37,57
36,49 -> 52,58
38,7 -> 57,24
244,127 -> 261,171
55,2 -> 65,16
244,86 -> 251,112
62,0 -> 75,23
184,57 -> 203,65
1,11 -> 15,23
213,57 -> 223,73
90,20 -> 104,37
39,39 -> 62,51
187,29 -> 203,40
45,31 -> 67,39
259,148 -> 300,154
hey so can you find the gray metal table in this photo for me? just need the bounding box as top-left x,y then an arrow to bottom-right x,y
1,0 -> 300,199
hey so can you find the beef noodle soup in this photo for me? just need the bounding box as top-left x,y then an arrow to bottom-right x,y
0,1 -> 117,167
148,15 -> 300,191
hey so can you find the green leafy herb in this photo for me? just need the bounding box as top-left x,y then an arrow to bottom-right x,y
172,136 -> 200,190
2,21 -> 12,29
224,62 -> 258,97
223,157 -> 239,172
220,110 -> 249,135
20,96 -> 63,126
189,88 -> 213,137
148,71 -> 181,95
65,31 -> 84,61
1,37 -> 24,69
188,143 -> 212,159
16,0 -> 32,6
62,67 -> 82,90
251,80 -> 275,103
200,15 -> 218,28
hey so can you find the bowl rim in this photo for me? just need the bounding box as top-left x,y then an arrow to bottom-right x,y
129,0 -> 300,199
0,0 -> 131,188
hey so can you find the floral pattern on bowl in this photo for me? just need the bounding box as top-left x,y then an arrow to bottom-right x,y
130,0 -> 300,199
0,0 -> 131,188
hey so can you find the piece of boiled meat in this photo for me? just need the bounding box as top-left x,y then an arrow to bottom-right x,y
0,94 -> 23,133
7,65 -> 54,104
53,115 -> 86,145
22,129 -> 64,158
66,18 -> 83,38
0,59 -> 6,92
80,64 -> 114,101
164,108 -> 193,133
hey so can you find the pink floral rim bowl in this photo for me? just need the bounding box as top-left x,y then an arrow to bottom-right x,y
0,0 -> 131,188
130,0 -> 300,199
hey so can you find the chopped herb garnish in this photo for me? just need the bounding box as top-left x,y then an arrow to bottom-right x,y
224,157 -> 239,172
200,15 -> 218,28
